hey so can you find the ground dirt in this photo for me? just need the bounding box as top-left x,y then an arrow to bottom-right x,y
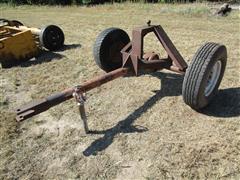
0,3 -> 240,179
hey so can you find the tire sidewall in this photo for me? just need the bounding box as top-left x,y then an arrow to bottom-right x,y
94,28 -> 130,72
11,20 -> 24,27
40,25 -> 65,51
101,30 -> 127,71
196,45 -> 227,108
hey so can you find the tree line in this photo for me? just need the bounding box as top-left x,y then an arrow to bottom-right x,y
0,0 -> 228,5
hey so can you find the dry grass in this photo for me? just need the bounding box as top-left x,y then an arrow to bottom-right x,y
0,3 -> 240,179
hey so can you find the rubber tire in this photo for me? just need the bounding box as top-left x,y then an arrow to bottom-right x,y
0,19 -> 10,26
1,61 -> 13,68
40,25 -> 65,51
0,19 -> 23,27
11,20 -> 24,26
93,28 -> 130,72
182,42 -> 227,110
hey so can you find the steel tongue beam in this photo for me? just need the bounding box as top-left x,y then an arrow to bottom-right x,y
16,68 -> 129,122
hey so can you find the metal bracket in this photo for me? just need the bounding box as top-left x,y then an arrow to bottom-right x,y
73,86 -> 89,134
121,25 -> 188,75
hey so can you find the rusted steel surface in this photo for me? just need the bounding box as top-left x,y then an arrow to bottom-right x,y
16,24 -> 188,123
122,25 -> 188,75
143,51 -> 160,61
79,68 -> 129,92
154,25 -> 188,70
16,68 -> 129,121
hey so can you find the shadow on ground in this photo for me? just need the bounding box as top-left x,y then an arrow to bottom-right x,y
20,51 -> 64,67
20,43 -> 81,67
82,71 -> 240,156
55,43 -> 81,52
201,87 -> 240,118
83,71 -> 183,156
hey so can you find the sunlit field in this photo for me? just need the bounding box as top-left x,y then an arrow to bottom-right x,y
0,3 -> 239,179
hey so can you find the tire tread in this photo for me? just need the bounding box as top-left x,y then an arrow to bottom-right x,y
182,42 -> 225,109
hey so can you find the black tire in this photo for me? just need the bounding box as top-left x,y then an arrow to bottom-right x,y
0,19 -> 10,26
0,19 -> 8,21
11,20 -> 24,27
1,61 -> 13,68
0,19 -> 23,27
93,28 -> 130,72
40,25 -> 65,51
182,42 -> 227,110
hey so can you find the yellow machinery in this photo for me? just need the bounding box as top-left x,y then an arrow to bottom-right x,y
0,19 -> 64,68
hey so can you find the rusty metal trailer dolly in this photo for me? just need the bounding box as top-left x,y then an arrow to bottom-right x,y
0,19 -> 64,68
16,23 -> 227,133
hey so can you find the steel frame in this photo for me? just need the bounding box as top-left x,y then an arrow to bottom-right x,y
16,24 -> 188,130
121,25 -> 188,75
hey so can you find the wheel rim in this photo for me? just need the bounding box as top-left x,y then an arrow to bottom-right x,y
42,25 -> 64,50
46,29 -> 62,47
204,60 -> 222,96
